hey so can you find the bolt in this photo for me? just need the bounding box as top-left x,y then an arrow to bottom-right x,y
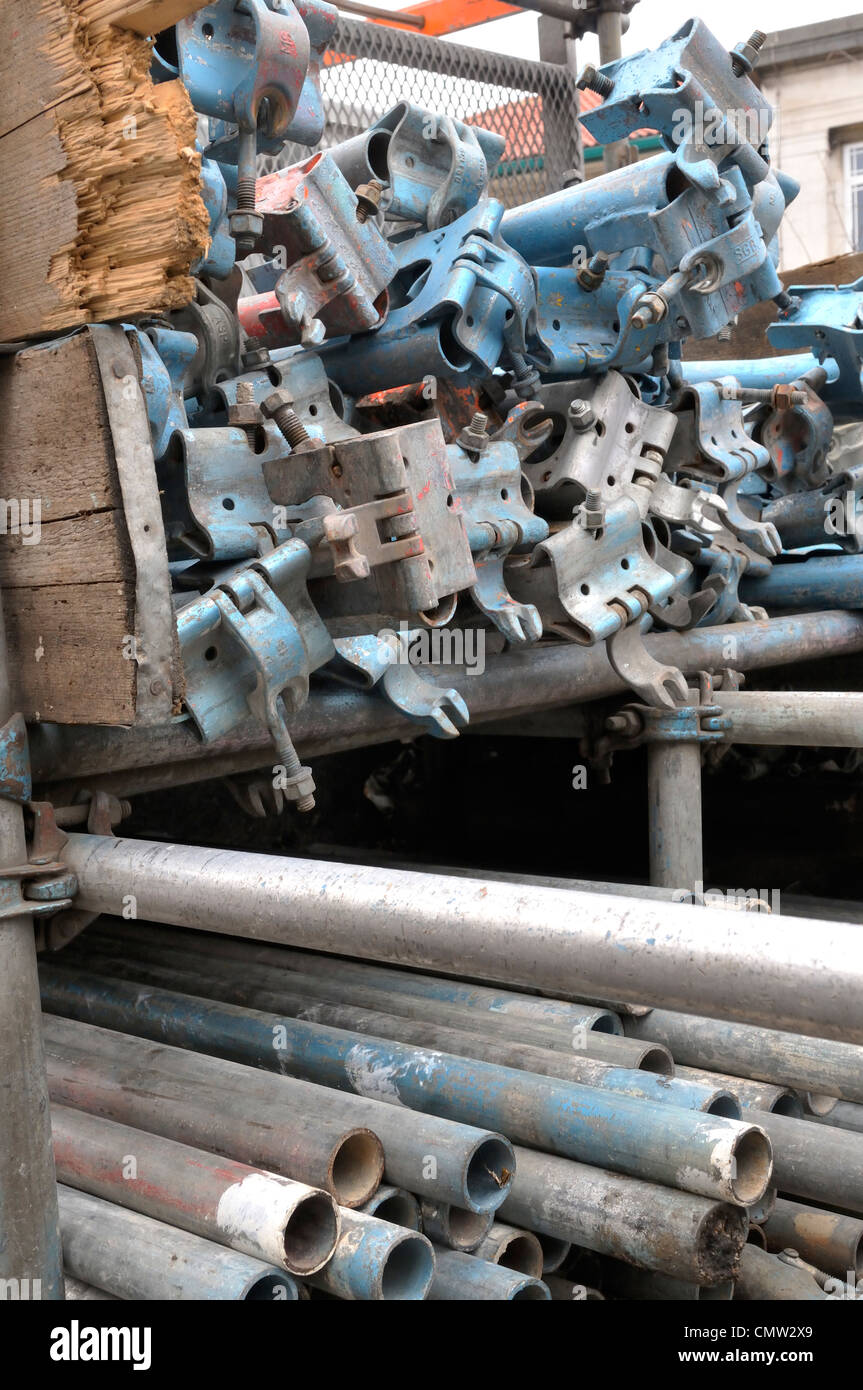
568,398 -> 594,429
231,128 -> 263,257
577,64 -> 614,98
355,179 -> 384,223
576,251 -> 610,293
731,30 -> 766,77
278,736 -> 316,813
261,388 -> 314,451
228,380 -> 261,447
509,352 -> 540,400
457,412 -> 490,456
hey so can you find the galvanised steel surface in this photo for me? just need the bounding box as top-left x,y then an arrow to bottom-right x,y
428,1247 -> 550,1300
499,1147 -> 747,1285
762,1198 -> 863,1282
28,611 -> 863,792
41,1011 -> 515,1215
56,942 -> 739,1115
59,1186 -> 299,1302
754,1111 -> 863,1215
734,1243 -> 828,1301
44,1043 -> 384,1210
51,1105 -> 340,1275
625,1011 -> 863,1103
54,833 -> 863,1041
305,1207 -> 434,1301
39,966 -> 772,1205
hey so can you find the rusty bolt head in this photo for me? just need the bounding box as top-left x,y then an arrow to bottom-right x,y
355,179 -> 384,222
261,389 -> 295,418
228,402 -> 260,428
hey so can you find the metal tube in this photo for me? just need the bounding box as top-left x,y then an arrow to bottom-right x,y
537,1234 -> 570,1274
675,1067 -> 803,1117
63,1275 -> 119,1300
82,921 -> 624,1040
499,1147 -> 748,1284
0,583 -> 63,1298
811,1100 -> 863,1134
360,1187 -> 421,1230
429,1247 -> 550,1300
305,1208 -> 434,1301
747,1188 -> 777,1227
44,1043 -> 384,1209
58,832 -> 863,1041
30,612 -> 863,792
762,1197 -> 863,1281
625,1011 -> 863,1100
647,740 -> 703,889
717,690 -> 863,747
40,966 -> 773,1205
51,1105 -> 340,1275
755,1110 -> 863,1214
734,1244 -> 828,1300
42,1012 -> 515,1215
473,1223 -> 544,1277
59,1186 -> 299,1301
740,556 -> 863,612
57,948 -> 735,1115
420,1200 -> 493,1252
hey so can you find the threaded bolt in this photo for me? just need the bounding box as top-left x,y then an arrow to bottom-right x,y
577,64 -> 614,98
731,30 -> 767,76
262,390 -> 313,451
469,412 -> 488,434
355,179 -> 384,223
279,739 -> 315,814
231,380 -> 260,447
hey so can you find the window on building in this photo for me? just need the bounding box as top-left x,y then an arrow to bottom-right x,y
847,143 -> 863,251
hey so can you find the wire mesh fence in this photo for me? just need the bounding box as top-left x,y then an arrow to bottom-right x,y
264,15 -> 583,205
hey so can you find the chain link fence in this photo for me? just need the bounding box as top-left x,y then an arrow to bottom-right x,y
266,15 -> 583,204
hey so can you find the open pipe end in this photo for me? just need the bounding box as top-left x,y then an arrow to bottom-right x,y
638,1044 -> 674,1076
511,1278 -> 552,1300
283,1191 -> 341,1276
770,1091 -> 804,1118
538,1233 -> 571,1275
365,1187 -> 422,1230
329,1128 -> 385,1208
707,1091 -> 743,1119
728,1127 -> 773,1206
694,1203 -> 748,1285
464,1135 -> 516,1213
379,1232 -> 435,1300
439,1205 -> 493,1252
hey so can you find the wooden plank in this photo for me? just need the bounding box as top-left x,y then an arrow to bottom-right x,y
0,331 -> 140,724
0,511 -> 131,590
0,334 -> 122,519
0,3 -> 209,340
683,251 -> 863,362
5,583 -> 136,724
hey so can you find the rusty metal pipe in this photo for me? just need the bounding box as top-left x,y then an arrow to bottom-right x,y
675,1067 -> 803,1117
51,1105 -> 339,1276
597,1261 -> 735,1300
58,1185 -> 299,1301
57,834 -> 863,1042
44,1041 -> 384,1209
41,1012 -> 514,1215
39,965 -> 772,1205
305,1208 -> 434,1301
429,1247 -> 550,1300
420,1200 -> 493,1252
734,1244 -> 829,1300
755,1110 -> 863,1214
57,947 -> 735,1115
625,1011 -> 863,1099
762,1198 -> 863,1281
647,740 -> 703,890
360,1186 -> 421,1230
473,1223 -> 544,1277
499,1147 -> 748,1285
